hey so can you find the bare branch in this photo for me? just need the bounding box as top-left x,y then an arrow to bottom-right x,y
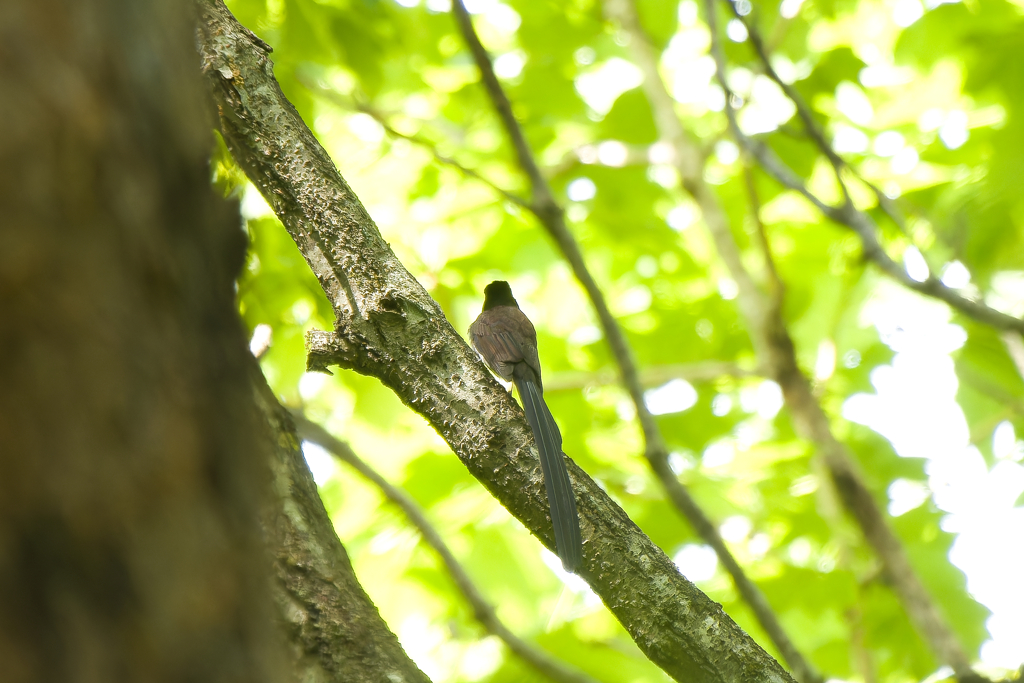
451,0 -> 555,212
600,2 -> 823,681
545,361 -> 757,393
742,164 -> 783,302
710,1 -> 1024,336
452,1 -> 813,681
293,414 -> 601,683
702,0 -> 978,677
302,79 -> 532,209
253,378 -> 432,683
722,0 -> 913,234
722,0 -> 852,206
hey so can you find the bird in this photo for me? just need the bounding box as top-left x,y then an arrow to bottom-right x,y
468,280 -> 582,573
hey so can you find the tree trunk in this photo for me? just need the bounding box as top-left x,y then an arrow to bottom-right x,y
0,1 -> 283,680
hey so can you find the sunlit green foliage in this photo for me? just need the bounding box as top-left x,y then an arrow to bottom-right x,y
218,0 -> 1024,680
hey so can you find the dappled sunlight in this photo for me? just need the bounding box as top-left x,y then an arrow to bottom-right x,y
223,0 -> 1024,676
844,283 -> 1024,664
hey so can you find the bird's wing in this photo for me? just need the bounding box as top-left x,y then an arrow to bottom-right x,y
469,307 -> 543,387
469,307 -> 540,381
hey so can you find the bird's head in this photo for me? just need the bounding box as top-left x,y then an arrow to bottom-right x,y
482,280 -> 519,311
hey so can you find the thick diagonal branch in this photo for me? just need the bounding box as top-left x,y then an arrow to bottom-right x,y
253,374 -> 432,683
198,2 -> 794,682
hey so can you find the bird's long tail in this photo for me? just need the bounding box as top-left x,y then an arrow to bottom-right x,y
513,366 -> 582,573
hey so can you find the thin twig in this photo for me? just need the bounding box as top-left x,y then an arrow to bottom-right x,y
453,1 -> 817,682
703,0 -> 979,678
598,2 -> 823,681
722,0 -> 914,236
300,78 -> 532,209
450,0 -> 555,212
292,413 -> 602,683
544,361 -> 757,393
712,1 -> 1024,335
742,164 -> 782,302
722,0 -> 852,207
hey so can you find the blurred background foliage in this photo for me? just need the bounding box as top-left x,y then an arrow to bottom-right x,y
215,0 -> 1024,680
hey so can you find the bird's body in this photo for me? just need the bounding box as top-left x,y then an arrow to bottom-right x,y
469,281 -> 582,573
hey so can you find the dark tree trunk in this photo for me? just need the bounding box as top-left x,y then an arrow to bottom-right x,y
0,1 -> 284,680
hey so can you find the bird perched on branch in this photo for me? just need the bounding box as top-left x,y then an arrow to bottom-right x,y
469,280 -> 582,573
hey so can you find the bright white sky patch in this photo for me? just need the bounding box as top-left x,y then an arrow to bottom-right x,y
597,140 -> 629,166
241,183 -> 273,219
888,478 -> 931,516
668,54 -> 717,105
779,0 -> 805,18
458,637 -> 501,680
860,64 -> 915,87
903,246 -> 930,282
645,379 -> 698,415
492,50 -> 525,79
715,140 -> 740,165
720,515 -> 752,542
302,441 -> 338,486
787,537 -> 813,566
893,0 -> 924,26
739,380 -> 783,419
836,81 -> 874,125
712,394 -> 733,416
567,177 -> 596,202
941,260 -> 971,289
575,58 -> 644,115
740,75 -> 797,135
815,339 -> 837,381
615,285 -> 652,315
463,0 -> 520,33
726,19 -> 748,42
299,371 -> 328,400
718,277 -> 739,300
992,421 -> 1023,461
568,324 -> 602,346
940,110 -> 970,149
891,146 -> 919,174
674,544 -> 718,581
667,202 -> 699,231
679,0 -> 699,24
987,271 -> 1024,317
833,125 -> 869,154
844,282 -> 1024,668
347,112 -> 385,143
702,441 -> 734,468
874,130 -> 905,157
249,323 -> 272,357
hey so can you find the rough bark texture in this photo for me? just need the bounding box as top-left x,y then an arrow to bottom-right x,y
252,371 -> 432,683
0,1 -> 283,681
197,2 -> 794,682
